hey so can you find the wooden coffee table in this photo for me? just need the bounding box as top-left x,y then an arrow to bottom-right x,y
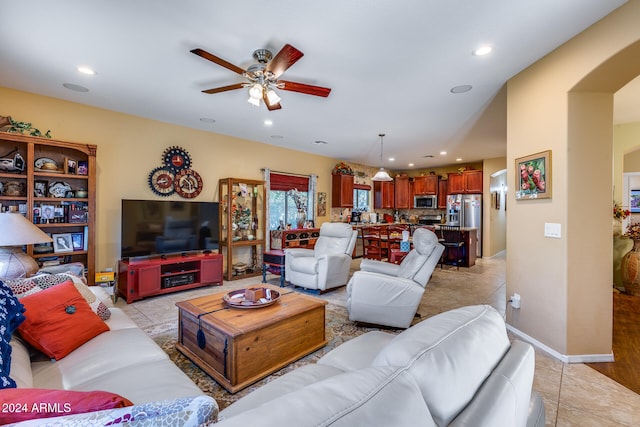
175,285 -> 327,393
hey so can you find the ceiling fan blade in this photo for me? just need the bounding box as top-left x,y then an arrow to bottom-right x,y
191,48 -> 246,75
202,83 -> 245,94
279,80 -> 331,97
267,44 -> 304,78
263,92 -> 282,110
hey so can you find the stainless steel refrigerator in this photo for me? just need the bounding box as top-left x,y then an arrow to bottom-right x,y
446,194 -> 482,257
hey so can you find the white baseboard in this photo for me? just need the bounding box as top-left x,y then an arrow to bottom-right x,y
506,324 -> 614,363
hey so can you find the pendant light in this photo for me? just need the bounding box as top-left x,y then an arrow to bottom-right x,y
372,133 -> 393,181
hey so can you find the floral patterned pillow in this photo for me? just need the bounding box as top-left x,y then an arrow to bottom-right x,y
0,280 -> 26,389
4,273 -> 111,321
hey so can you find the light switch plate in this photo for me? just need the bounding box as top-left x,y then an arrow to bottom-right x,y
544,222 -> 561,238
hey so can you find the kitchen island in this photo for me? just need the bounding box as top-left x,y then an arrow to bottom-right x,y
346,222 -> 478,267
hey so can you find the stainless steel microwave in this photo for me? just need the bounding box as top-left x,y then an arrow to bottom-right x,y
414,195 -> 437,209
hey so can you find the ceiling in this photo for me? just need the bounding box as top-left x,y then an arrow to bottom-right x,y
0,0 -> 634,170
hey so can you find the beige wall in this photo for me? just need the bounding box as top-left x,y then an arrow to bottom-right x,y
483,157 -> 507,257
507,0 -> 640,357
0,87 -> 338,270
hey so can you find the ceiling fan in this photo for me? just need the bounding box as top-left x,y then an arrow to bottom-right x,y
190,44 -> 331,111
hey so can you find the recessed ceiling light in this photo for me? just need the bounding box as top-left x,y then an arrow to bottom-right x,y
456,158 -> 463,162
473,45 -> 492,56
388,157 -> 395,162
408,163 -> 414,167
76,66 -> 96,75
440,151 -> 447,155
314,140 -> 328,144
62,83 -> 89,92
199,117 -> 215,123
264,120 -> 273,126
450,85 -> 472,94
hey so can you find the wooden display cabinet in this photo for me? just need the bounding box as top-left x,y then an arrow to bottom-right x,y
116,252 -> 223,303
219,178 -> 266,280
0,132 -> 96,283
331,173 -> 354,208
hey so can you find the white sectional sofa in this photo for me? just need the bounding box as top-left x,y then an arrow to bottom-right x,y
215,305 -> 545,427
6,284 -> 217,426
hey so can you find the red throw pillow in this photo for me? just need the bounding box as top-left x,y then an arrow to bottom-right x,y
17,280 -> 109,360
0,388 -> 133,424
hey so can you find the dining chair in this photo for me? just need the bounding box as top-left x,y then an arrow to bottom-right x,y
362,226 -> 384,260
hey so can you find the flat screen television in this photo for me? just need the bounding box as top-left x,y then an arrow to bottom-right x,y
121,199 -> 219,259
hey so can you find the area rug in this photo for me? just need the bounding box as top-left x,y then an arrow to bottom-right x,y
145,304 -> 400,411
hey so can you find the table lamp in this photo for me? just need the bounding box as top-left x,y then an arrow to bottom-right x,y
0,212 -> 53,279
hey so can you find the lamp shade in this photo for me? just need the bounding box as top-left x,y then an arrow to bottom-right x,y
0,213 -> 52,246
0,213 -> 53,279
372,168 -> 393,181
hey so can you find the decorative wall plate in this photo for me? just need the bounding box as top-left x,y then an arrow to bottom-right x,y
163,146 -> 192,172
174,168 -> 203,198
48,181 -> 72,198
148,166 -> 175,196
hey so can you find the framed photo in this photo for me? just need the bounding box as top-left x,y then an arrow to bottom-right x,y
64,158 -> 77,174
34,180 -> 48,197
52,233 -> 73,253
515,150 -> 551,200
317,192 -> 327,217
77,160 -> 88,176
41,204 -> 55,220
630,190 -> 640,213
71,232 -> 84,251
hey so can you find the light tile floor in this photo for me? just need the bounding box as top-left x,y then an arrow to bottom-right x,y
115,252 -> 640,426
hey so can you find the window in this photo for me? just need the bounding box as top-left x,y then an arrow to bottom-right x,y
353,184 -> 371,211
269,173 -> 310,229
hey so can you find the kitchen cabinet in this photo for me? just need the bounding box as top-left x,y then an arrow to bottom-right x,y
447,170 -> 483,194
331,173 -> 354,208
413,175 -> 438,195
438,179 -> 448,208
374,181 -> 394,209
394,175 -> 410,209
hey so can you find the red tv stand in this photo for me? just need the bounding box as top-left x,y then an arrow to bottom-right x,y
117,252 -> 223,303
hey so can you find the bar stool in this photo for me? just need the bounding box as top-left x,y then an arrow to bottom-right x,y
439,225 -> 464,269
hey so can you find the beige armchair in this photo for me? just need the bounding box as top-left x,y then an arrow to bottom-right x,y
346,228 -> 444,328
285,222 -> 358,292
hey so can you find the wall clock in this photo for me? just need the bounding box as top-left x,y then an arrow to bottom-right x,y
174,169 -> 203,198
163,146 -> 192,172
148,166 -> 175,196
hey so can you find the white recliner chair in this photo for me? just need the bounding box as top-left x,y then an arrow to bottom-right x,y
285,222 -> 358,292
346,228 -> 444,328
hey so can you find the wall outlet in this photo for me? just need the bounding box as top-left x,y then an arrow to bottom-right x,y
511,293 -> 521,309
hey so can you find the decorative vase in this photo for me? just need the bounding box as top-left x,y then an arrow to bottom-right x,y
613,219 -> 623,237
296,209 -> 306,229
621,239 -> 640,296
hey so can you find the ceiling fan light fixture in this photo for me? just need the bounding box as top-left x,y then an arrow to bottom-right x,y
266,89 -> 281,106
249,83 -> 263,99
247,96 -> 261,107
